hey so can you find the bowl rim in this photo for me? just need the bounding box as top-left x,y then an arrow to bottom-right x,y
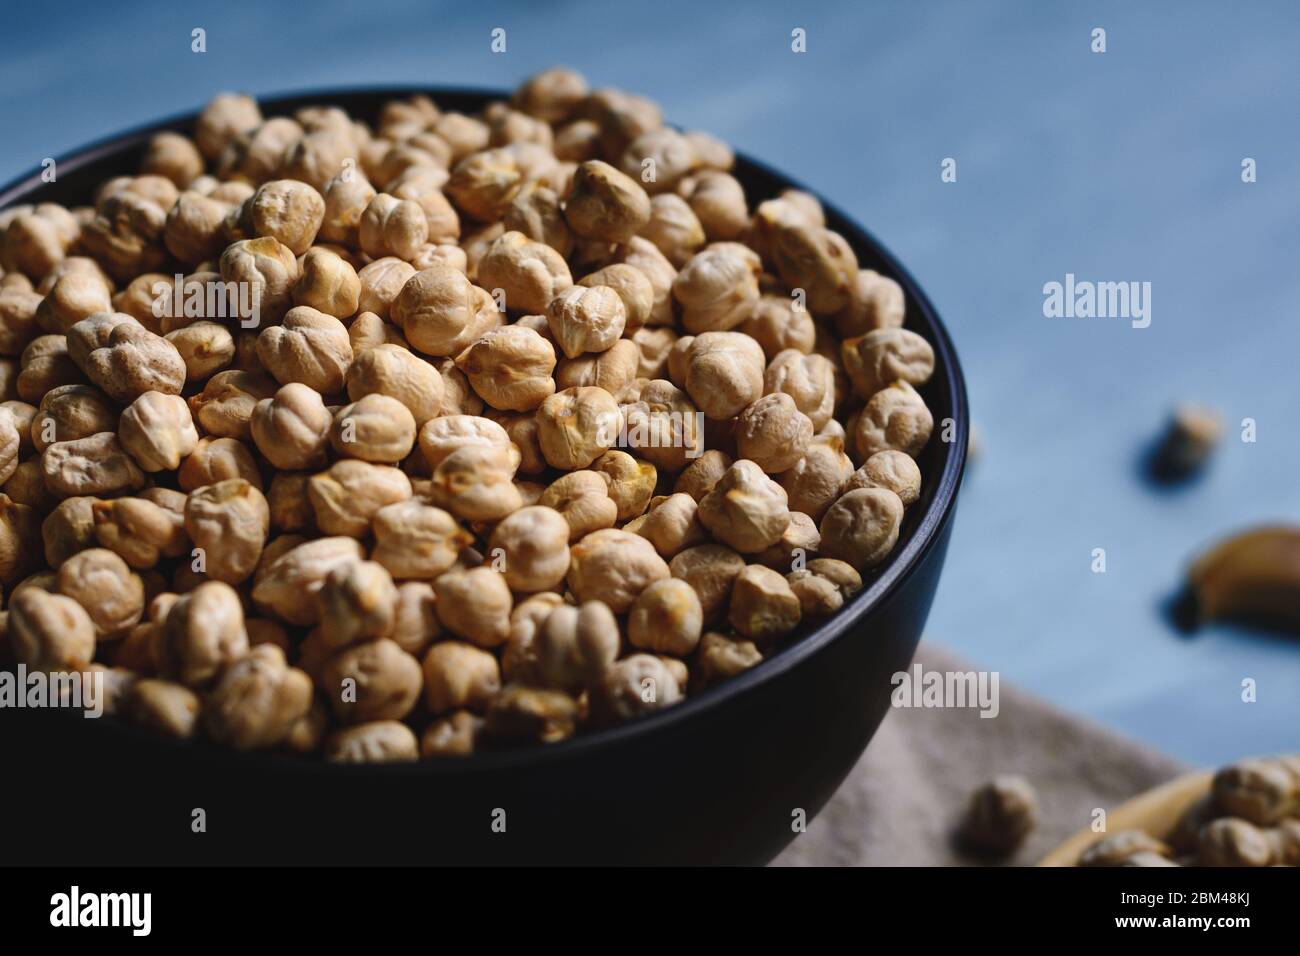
1,85 -> 969,775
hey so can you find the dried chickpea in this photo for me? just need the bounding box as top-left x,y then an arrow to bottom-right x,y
256,305 -> 353,394
694,631 -> 762,688
314,559 -> 399,648
184,478 -> 269,584
539,469 -> 618,541
853,380 -> 933,460
765,348 -> 836,431
673,449 -> 732,503
219,236 -> 301,326
535,600 -> 620,693
697,459 -> 791,553
842,328 -> 935,400
125,679 -> 201,738
326,720 -> 419,762
845,449 -> 922,506
371,499 -> 472,580
8,587 -> 97,672
433,566 -> 513,648
536,386 -> 623,469
567,527 -> 670,612
308,460 -> 411,537
477,230 -> 572,315
319,170 -> 377,246
189,369 -> 278,440
195,93 -> 262,161
502,184 -> 572,258
34,273 -> 113,335
445,148 -> 523,221
243,179 -> 325,256
389,580 -> 440,657
488,505 -> 571,593
154,580 -> 249,687
483,684 -> 577,744
735,392 -> 813,474
589,653 -> 682,724
456,325 -> 556,411
835,269 -> 905,338
590,450 -> 655,521
683,171 -> 748,242
819,487 -> 905,570
629,492 -> 707,559
422,640 -> 501,714
116,391 -> 198,472
728,564 -> 802,644
359,193 -> 428,260
344,342 -> 443,426
92,495 -> 187,569
251,535 -> 364,626
417,413 -> 515,469
786,558 -> 863,617
421,710 -> 482,758
250,382 -> 331,470
356,257 -> 416,319
293,246 -> 361,318
203,643 -> 314,750
960,776 -> 1039,856
329,393 -> 416,463
628,577 -> 703,656
164,321 -> 235,381
42,431 -> 146,498
564,160 -> 651,243
673,246 -> 759,333
55,546 -> 144,640
390,265 -> 489,356
178,436 -> 262,492
682,331 -> 764,421
546,285 -> 627,359
781,435 -> 855,521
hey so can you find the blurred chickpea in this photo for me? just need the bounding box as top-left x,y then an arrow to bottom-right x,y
421,710 -> 482,758
202,643 -> 313,750
319,170 -> 377,246
434,566 -> 513,648
195,93 -> 262,160
35,272 -> 113,335
683,171 -> 748,242
325,720 -> 418,762
673,449 -> 732,503
312,557 -> 399,651
445,147 -> 523,221
483,684 -> 578,744
835,269 -> 905,339
422,640 -> 501,714
154,580 -> 248,687
503,185 -> 572,258
8,587 -> 97,671
124,679 -> 201,738
695,631 -> 762,687
320,635 -> 421,723
589,653 -> 682,724
535,600 -> 620,693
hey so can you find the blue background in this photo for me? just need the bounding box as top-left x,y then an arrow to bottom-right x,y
3,0 -> 1297,765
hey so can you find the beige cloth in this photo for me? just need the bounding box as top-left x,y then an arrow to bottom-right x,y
773,643 -> 1189,866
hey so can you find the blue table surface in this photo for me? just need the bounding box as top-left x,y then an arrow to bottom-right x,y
3,0 -> 1296,766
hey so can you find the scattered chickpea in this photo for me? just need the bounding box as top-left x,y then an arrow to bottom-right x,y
960,776 -> 1039,857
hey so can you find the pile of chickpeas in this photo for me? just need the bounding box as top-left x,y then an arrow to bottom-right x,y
0,69 -> 937,761
1080,755 -> 1300,866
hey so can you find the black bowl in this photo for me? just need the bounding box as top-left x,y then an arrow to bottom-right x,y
0,88 -> 968,866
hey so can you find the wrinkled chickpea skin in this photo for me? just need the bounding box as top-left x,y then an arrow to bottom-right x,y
1,73 -> 944,759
